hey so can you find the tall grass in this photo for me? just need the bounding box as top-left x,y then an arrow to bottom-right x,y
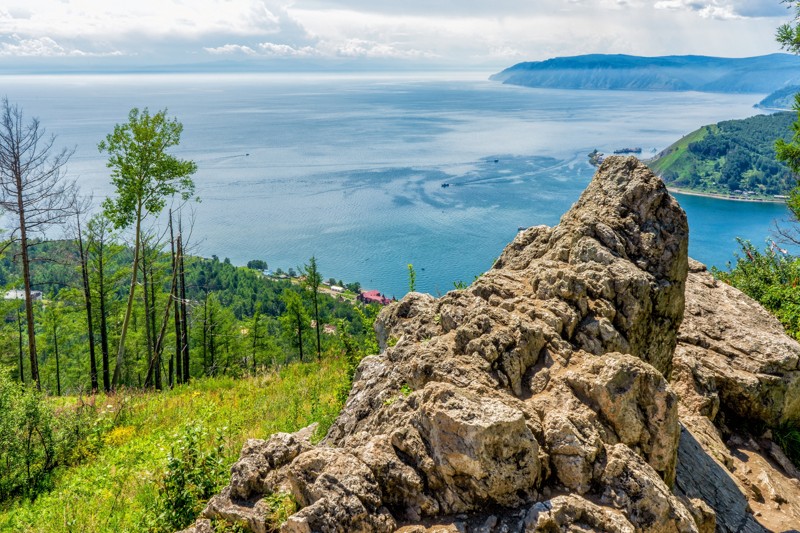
0,356 -> 348,532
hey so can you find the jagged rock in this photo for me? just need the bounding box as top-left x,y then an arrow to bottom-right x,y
204,486 -> 272,533
284,447 -> 395,532
599,444 -> 695,532
524,494 -> 636,532
195,157 -> 800,532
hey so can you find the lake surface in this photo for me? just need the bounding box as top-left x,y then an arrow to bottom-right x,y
1,73 -> 791,296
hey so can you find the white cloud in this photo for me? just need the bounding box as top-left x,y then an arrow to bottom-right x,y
0,34 -> 121,56
0,0 -> 789,67
204,44 -> 258,55
258,42 -> 317,56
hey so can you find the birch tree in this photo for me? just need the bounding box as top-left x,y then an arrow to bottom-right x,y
99,107 -> 196,388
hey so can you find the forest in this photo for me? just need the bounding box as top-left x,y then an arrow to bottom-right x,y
648,111 -> 796,195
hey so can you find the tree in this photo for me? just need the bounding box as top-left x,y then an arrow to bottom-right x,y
0,99 -> 77,389
247,259 -> 268,271
280,289 -> 309,362
301,256 -> 322,360
99,108 -> 197,388
87,213 -> 118,392
74,210 -> 98,393
777,4 -> 800,239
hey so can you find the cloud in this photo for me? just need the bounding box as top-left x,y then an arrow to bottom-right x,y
654,0 -> 784,19
0,0 -> 789,68
0,34 -> 121,56
204,44 -> 258,55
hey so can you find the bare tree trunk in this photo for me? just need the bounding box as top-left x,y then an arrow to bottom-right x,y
297,311 -> 304,362
202,291 -> 208,375
76,214 -> 98,393
17,307 -> 24,383
16,173 -> 39,388
178,229 -> 189,383
170,212 -> 182,386
52,317 -> 61,396
97,244 -> 111,393
112,203 -> 142,388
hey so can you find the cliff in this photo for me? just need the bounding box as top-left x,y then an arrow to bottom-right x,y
184,157 -> 800,532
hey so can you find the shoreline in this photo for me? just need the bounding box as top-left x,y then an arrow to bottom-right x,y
667,186 -> 788,204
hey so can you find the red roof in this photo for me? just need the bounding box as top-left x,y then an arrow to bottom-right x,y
359,290 -> 391,305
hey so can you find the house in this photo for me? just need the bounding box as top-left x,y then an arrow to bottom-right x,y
4,289 -> 43,301
357,289 -> 391,306
330,285 -> 345,293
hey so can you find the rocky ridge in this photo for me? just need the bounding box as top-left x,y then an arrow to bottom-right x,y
183,157 -> 800,532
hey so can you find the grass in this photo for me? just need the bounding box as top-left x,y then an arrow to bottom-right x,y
0,356 -> 348,533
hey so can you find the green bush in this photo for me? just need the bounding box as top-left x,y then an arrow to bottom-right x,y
0,372 -> 113,503
0,373 -> 53,499
713,239 -> 800,339
143,423 -> 227,532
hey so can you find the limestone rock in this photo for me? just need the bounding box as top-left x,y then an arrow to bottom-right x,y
524,495 -> 635,532
674,260 -> 800,426
198,157 -> 800,532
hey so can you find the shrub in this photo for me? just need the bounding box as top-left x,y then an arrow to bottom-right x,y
143,422 -> 227,532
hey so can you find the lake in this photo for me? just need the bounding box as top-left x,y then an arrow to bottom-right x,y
0,72 -> 791,297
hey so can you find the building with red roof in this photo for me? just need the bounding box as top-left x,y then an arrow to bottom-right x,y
357,289 -> 392,306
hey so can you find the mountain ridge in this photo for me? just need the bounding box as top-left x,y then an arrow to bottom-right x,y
491,53 -> 800,93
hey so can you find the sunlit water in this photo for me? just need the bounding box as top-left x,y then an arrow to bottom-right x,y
1,73 -> 790,296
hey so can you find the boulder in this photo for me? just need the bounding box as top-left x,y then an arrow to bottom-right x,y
673,260 -> 800,427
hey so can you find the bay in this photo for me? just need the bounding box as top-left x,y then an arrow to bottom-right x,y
0,73 -> 790,296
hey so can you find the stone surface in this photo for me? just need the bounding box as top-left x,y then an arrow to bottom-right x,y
674,260 -> 800,427
189,157 -> 800,532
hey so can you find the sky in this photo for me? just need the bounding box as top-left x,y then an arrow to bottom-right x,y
0,0 -> 795,72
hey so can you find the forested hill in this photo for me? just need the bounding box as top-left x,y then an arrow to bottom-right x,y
756,85 -> 800,109
491,54 -> 800,93
647,112 -> 795,196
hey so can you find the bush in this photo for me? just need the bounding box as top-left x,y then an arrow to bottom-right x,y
143,422 -> 227,532
714,239 -> 800,339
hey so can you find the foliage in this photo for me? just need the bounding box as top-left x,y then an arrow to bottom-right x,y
713,239 -> 800,339
142,423 -> 227,532
773,422 -> 800,468
648,112 -> 796,195
407,263 -> 416,292
264,492 -> 298,530
99,108 -> 197,230
777,1 -> 800,55
246,259 -> 268,271
0,371 -> 112,501
0,357 -> 350,532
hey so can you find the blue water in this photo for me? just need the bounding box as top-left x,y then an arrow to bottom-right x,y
0,73 -> 790,296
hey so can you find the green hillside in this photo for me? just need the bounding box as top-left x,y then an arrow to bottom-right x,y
647,112 -> 796,197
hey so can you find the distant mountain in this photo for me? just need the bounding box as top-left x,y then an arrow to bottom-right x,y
647,112 -> 795,196
756,85 -> 800,110
491,54 -> 800,93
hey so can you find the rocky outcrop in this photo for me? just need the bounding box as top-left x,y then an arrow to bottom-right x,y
671,260 -> 800,531
185,156 -> 800,532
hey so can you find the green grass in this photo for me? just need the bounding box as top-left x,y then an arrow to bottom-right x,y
648,124 -> 712,176
0,357 -> 348,533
